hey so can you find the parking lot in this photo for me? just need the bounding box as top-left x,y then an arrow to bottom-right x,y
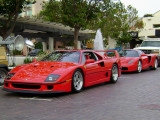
0,68 -> 160,120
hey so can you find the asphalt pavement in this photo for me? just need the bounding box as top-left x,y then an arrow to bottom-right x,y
0,68 -> 160,120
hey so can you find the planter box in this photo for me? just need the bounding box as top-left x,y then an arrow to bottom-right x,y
7,56 -> 38,66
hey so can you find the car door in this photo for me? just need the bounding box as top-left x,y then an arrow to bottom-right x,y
137,50 -> 149,69
140,54 -> 149,69
84,52 -> 107,86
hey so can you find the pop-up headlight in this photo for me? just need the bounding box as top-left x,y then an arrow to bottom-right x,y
6,73 -> 15,80
45,74 -> 61,82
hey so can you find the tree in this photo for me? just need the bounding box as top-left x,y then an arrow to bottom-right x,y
38,0 -> 62,23
61,0 -> 101,49
126,5 -> 138,28
39,0 -> 100,49
143,14 -> 153,17
0,0 -> 36,40
93,0 -> 139,48
134,19 -> 144,29
96,0 -> 127,47
116,4 -> 139,49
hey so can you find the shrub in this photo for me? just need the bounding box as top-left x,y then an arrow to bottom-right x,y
12,50 -> 22,55
24,58 -> 32,64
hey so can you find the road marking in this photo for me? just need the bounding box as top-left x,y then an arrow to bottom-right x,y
19,97 -> 52,101
119,76 -> 130,79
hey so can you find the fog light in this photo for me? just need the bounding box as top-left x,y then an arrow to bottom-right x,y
5,83 -> 9,87
47,85 -> 53,90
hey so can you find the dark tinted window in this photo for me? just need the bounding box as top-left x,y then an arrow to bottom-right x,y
41,51 -> 80,63
120,50 -> 139,57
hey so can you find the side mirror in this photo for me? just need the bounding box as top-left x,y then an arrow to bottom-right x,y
33,59 -> 37,62
85,59 -> 95,64
104,53 -> 107,57
141,54 -> 146,57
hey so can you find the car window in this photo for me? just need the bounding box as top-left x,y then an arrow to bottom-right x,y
83,52 -> 99,61
81,53 -> 86,64
41,51 -> 81,63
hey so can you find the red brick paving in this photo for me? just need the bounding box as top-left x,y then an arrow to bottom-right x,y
0,69 -> 160,120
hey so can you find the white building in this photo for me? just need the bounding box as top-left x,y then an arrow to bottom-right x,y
139,10 -> 160,39
21,0 -> 44,17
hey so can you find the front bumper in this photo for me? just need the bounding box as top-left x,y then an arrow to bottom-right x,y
3,88 -> 64,94
3,80 -> 71,94
121,63 -> 138,72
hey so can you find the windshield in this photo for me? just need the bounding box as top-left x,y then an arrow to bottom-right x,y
41,51 -> 81,63
120,50 -> 139,57
141,41 -> 160,47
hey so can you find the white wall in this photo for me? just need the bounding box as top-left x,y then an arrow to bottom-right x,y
139,11 -> 160,38
7,56 -> 37,66
108,38 -> 117,49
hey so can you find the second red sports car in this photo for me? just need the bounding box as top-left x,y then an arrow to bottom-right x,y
120,49 -> 158,72
3,50 -> 121,94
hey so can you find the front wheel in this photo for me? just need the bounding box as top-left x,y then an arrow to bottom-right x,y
137,61 -> 142,73
71,69 -> 84,93
0,68 -> 8,85
110,64 -> 118,83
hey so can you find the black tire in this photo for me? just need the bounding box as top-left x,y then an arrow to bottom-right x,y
137,61 -> 142,73
110,64 -> 118,83
0,68 -> 8,85
153,58 -> 158,70
71,69 -> 84,93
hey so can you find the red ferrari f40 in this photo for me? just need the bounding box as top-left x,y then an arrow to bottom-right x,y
3,50 -> 121,94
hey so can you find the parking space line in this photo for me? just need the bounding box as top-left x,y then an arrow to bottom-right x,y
19,97 -> 52,101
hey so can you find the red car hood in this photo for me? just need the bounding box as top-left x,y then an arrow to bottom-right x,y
10,61 -> 78,82
120,57 -> 138,64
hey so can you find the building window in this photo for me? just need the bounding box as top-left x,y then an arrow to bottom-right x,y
153,24 -> 160,28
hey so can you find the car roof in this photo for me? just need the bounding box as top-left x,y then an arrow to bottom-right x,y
55,50 -> 96,52
123,49 -> 140,52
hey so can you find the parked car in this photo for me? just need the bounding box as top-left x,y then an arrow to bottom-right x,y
0,47 -> 9,85
120,49 -> 158,73
3,50 -> 121,94
28,49 -> 42,56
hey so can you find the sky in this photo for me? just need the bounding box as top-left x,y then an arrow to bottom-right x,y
120,0 -> 160,17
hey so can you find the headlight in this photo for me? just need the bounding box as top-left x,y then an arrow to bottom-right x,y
152,49 -> 159,54
6,73 -> 15,80
45,74 -> 61,82
128,60 -> 134,64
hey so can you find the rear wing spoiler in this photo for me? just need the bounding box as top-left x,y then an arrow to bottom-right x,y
95,50 -> 119,58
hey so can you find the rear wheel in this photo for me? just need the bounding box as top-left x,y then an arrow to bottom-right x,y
0,68 -> 7,85
153,58 -> 158,70
71,69 -> 84,93
110,64 -> 118,83
137,61 -> 142,73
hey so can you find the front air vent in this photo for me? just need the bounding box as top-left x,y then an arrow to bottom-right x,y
12,84 -> 41,89
99,62 -> 105,67
121,67 -> 128,70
